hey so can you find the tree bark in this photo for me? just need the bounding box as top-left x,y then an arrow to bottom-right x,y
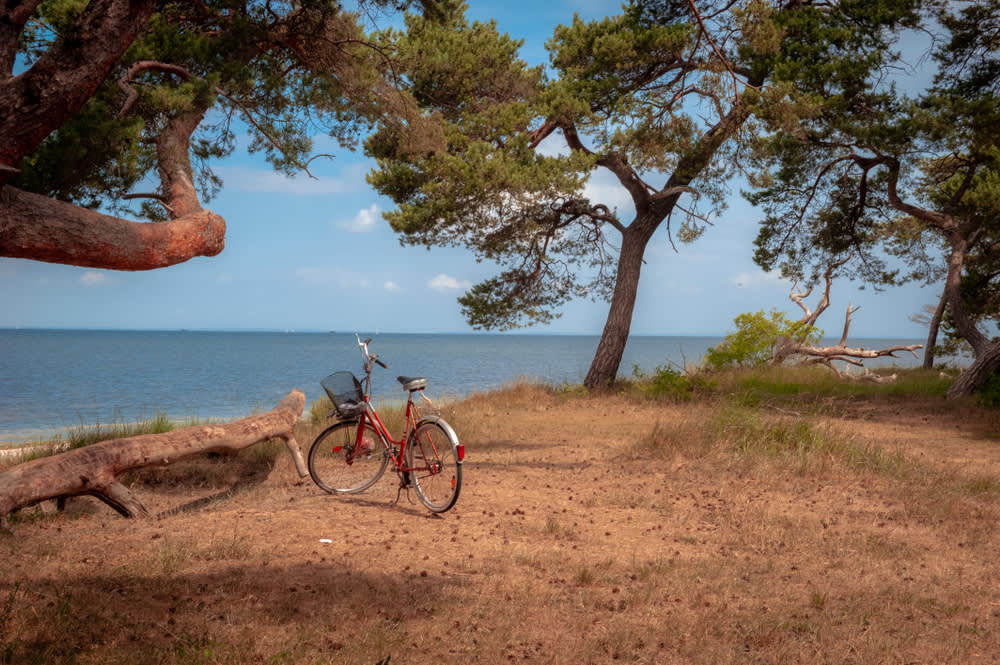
583,225 -> 652,388
0,389 -> 307,518
0,0 -> 42,76
0,1 -> 235,271
578,79 -> 755,389
0,187 -> 225,269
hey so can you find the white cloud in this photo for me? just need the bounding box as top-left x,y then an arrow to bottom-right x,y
336,204 -> 381,232
534,133 -> 569,158
384,281 -> 401,292
215,165 -> 364,195
583,176 -> 635,217
79,271 -> 110,287
428,274 -> 472,292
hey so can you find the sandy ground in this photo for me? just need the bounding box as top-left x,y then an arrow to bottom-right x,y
2,387 -> 999,664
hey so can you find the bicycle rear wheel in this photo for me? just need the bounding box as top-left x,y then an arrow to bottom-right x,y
405,419 -> 462,513
308,420 -> 389,494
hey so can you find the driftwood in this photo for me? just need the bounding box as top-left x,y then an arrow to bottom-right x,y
0,389 -> 307,519
771,264 -> 922,378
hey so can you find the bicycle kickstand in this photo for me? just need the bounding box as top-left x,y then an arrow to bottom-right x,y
394,472 -> 416,507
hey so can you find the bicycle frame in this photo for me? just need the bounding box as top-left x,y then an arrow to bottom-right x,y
347,334 -> 464,475
350,393 -> 421,472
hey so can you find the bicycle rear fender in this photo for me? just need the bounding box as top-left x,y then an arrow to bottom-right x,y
416,415 -> 464,463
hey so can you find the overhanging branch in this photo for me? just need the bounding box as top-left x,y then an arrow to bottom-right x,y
0,187 -> 225,270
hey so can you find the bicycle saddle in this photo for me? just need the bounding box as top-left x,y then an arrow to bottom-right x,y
397,376 -> 427,392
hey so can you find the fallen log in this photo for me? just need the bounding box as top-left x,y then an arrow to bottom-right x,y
0,389 -> 307,519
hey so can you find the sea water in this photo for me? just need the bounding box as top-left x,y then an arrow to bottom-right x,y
0,329 -> 926,443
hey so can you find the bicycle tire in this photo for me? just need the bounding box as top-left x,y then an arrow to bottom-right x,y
405,419 -> 462,513
308,420 -> 389,494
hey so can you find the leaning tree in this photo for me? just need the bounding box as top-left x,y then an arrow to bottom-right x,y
1,0 -> 421,269
365,0 -> 923,388
748,0 -> 1000,397
0,0 -> 427,517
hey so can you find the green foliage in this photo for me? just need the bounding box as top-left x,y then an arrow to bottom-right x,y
705,309 -> 821,370
365,0 -> 792,332
14,0 -> 397,218
366,3 -> 606,329
309,396 -> 335,425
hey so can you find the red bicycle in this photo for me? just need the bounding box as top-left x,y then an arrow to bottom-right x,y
307,335 -> 464,513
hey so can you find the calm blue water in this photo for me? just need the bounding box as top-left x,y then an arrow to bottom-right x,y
0,329 -> 926,443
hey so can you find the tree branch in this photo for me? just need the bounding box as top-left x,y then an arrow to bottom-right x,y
686,0 -> 759,99
528,119 -> 558,150
0,186 -> 225,270
116,59 -> 193,117
771,265 -> 922,374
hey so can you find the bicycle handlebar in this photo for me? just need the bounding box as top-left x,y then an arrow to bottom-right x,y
356,333 -> 388,372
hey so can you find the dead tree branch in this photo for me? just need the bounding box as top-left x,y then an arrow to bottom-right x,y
771,264 -> 922,379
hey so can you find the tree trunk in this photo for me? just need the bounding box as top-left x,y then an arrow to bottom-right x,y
946,341 -> 1000,398
922,289 -> 947,370
584,227 -> 651,388
939,231 -> 997,397
0,390 -> 307,518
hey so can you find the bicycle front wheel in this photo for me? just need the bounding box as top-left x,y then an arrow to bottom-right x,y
405,419 -> 462,513
308,420 -> 389,494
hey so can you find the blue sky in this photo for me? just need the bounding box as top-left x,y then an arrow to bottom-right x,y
0,0 -> 940,338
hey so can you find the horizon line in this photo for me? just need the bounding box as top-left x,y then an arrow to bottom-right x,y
0,326 -> 926,340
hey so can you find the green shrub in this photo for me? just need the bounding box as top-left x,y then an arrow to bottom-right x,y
630,364 -> 713,401
705,309 -> 822,370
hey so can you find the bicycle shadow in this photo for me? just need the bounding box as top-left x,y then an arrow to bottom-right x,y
303,485 -> 446,519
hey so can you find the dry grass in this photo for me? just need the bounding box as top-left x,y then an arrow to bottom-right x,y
2,380 -> 999,664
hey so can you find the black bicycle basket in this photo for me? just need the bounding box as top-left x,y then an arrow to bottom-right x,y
321,371 -> 365,419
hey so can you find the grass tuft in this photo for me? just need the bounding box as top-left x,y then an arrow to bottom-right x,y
65,412 -> 175,449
